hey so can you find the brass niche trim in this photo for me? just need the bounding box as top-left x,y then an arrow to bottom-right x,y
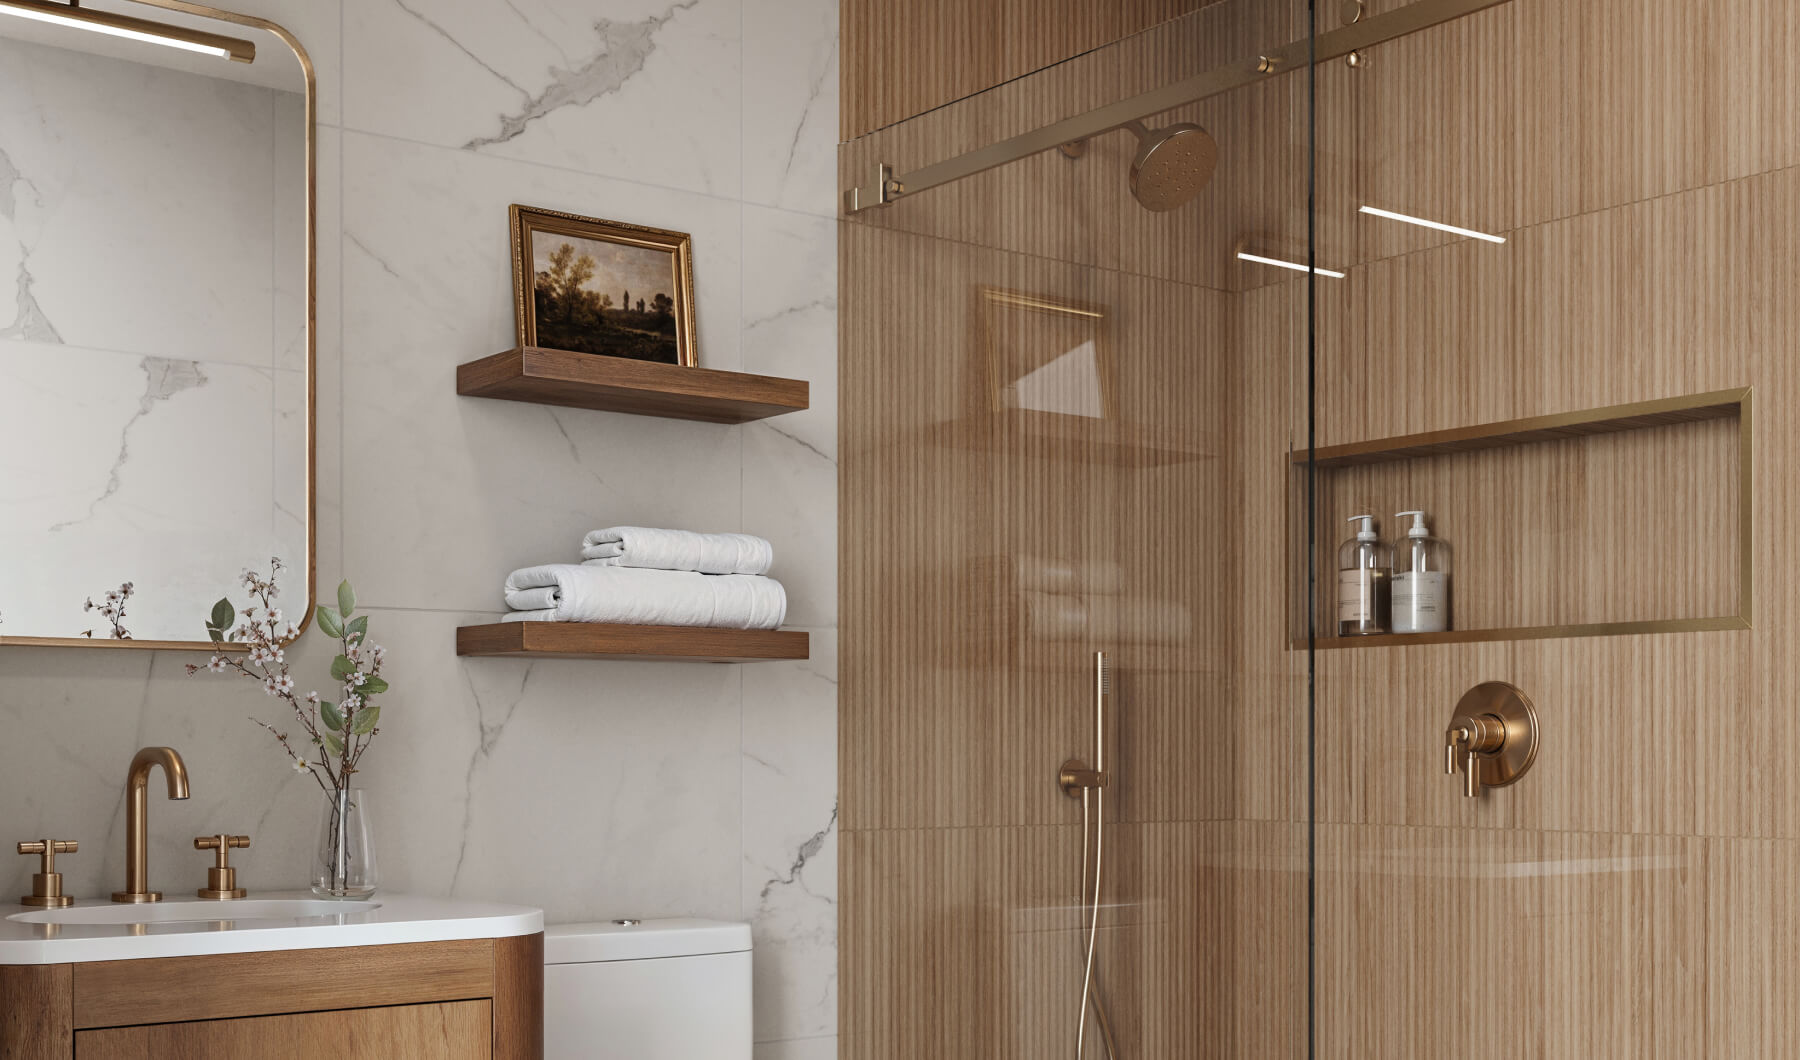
0,0 -> 318,652
1291,386 -> 1754,649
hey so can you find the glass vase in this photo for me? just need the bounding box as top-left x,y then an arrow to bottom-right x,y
313,787 -> 378,899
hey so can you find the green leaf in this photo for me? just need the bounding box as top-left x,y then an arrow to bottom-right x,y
337,580 -> 356,618
361,677 -> 389,695
322,731 -> 344,757
208,627 -> 223,644
321,701 -> 344,732
347,615 -> 369,640
209,597 -> 235,632
330,654 -> 355,680
315,607 -> 342,639
351,705 -> 381,734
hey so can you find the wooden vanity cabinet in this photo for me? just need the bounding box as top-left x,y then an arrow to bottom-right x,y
0,934 -> 542,1059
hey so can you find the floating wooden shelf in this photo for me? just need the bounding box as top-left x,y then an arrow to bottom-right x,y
932,409 -> 1213,467
456,621 -> 809,662
1294,387 -> 1748,469
457,347 -> 809,424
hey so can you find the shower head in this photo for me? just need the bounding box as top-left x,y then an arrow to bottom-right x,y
1124,120 -> 1217,212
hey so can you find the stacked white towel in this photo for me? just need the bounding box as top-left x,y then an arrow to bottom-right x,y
581,527 -> 773,576
502,527 -> 786,629
503,565 -> 787,629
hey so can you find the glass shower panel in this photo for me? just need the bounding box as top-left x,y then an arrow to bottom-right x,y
839,3 -> 1313,1057
1310,0 -> 1776,1054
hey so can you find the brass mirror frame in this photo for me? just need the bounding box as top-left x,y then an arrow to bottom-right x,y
0,0 -> 316,651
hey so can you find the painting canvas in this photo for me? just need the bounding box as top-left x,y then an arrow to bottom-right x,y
511,205 -> 697,365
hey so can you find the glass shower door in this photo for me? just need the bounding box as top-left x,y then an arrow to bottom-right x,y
838,2 -> 1314,1057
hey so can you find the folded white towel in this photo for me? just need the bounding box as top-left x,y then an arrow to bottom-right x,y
502,564 -> 787,630
580,526 -> 773,576
1019,592 -> 1192,644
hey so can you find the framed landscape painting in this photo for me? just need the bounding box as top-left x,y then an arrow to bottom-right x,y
510,204 -> 697,365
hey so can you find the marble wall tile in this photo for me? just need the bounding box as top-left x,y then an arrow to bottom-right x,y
743,629 -> 839,1042
338,131 -> 747,612
742,206 -> 837,627
342,0 -> 743,198
353,608 -> 745,923
743,0 -> 840,215
3,0 -> 837,1051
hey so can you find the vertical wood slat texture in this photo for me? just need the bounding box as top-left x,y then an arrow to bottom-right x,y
74,1000 -> 492,1060
843,0 -> 1800,1057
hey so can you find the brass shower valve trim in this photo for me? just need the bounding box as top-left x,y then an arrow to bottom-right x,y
194,833 -> 251,900
16,839 -> 77,907
1444,681 -> 1540,798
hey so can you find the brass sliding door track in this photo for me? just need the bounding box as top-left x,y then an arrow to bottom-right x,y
842,0 -> 1512,213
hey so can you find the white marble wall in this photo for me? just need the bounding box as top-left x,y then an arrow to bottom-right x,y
0,1 -> 838,1055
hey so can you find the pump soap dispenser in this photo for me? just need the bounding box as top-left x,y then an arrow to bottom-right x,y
1392,510 -> 1451,634
1337,515 -> 1390,636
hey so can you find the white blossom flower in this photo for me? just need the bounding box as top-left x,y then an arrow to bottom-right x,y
207,656 -> 227,673
263,675 -> 281,696
267,609 -> 283,625
305,691 -> 321,705
274,674 -> 295,694
348,671 -> 367,688
342,693 -> 363,711
291,757 -> 310,773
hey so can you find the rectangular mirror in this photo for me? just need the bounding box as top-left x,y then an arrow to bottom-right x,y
0,0 -> 313,647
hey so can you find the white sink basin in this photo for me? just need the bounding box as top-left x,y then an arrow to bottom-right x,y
9,899 -> 378,926
0,892 -> 541,964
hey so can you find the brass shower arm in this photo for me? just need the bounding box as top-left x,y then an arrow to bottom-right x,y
841,0 -> 1512,214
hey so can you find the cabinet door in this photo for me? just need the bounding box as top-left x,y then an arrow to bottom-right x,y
76,1000 -> 491,1059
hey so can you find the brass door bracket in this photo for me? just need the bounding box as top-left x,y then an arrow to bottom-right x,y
1444,681 -> 1539,797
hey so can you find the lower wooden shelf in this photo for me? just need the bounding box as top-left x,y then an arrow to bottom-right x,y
456,622 -> 809,662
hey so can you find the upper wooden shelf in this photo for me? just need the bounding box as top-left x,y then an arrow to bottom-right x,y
457,347 -> 809,424
1295,387 -> 1748,469
456,621 -> 809,662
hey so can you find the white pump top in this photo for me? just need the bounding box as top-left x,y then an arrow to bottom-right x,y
1347,514 -> 1377,542
1395,510 -> 1431,539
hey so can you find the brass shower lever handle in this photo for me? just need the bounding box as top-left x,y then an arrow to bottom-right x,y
1444,716 -> 1506,797
1443,682 -> 1541,799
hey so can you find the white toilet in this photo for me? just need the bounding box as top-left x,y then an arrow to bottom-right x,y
544,917 -> 753,1059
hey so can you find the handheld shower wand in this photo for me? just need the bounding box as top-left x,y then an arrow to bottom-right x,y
1060,651 -> 1120,1060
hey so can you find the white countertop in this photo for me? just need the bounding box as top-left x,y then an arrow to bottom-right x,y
0,891 -> 542,965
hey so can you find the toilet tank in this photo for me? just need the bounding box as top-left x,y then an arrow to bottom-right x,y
544,917 -> 752,1060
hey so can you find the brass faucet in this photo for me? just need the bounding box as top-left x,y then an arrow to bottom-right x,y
111,747 -> 190,903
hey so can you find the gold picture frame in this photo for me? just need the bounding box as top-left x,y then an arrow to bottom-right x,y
510,204 -> 698,366
977,286 -> 1116,420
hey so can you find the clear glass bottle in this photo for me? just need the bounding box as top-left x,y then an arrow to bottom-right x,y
1337,515 -> 1390,636
1391,510 -> 1452,634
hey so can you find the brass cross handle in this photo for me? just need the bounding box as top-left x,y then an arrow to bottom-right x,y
1443,682 -> 1540,799
17,839 -> 78,907
194,834 -> 250,900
